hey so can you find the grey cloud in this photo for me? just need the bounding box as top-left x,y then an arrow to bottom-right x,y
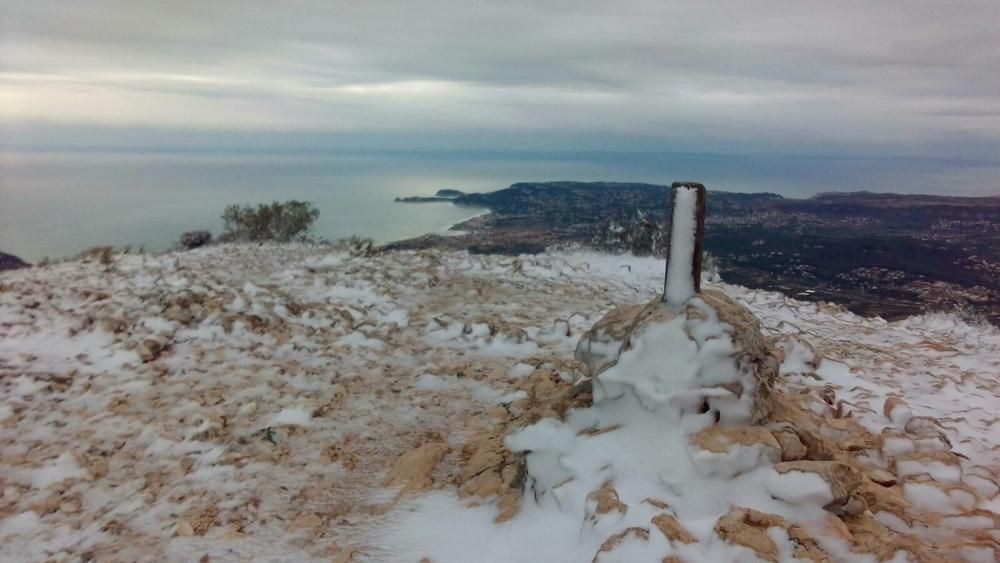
1,0 -> 999,157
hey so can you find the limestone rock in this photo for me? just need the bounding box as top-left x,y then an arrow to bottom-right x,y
773,334 -> 820,374
585,482 -> 627,524
769,427 -> 808,461
574,302 -> 658,378
853,479 -> 911,522
181,505 -> 220,536
332,548 -> 357,563
838,513 -> 943,562
651,513 -> 695,544
891,450 -> 963,483
513,367 -> 591,420
868,468 -> 898,487
713,507 -> 830,563
883,396 -> 912,424
903,417 -> 952,448
289,513 -> 323,531
691,425 -> 781,455
642,497 -> 670,510
175,520 -> 195,537
689,426 -> 781,477
591,527 -> 650,563
457,421 -> 525,522
382,442 -> 447,495
137,338 -> 165,363
765,392 -> 878,462
773,461 -> 865,513
456,367 -> 589,522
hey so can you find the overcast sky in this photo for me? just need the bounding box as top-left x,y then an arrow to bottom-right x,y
2,0 -> 999,157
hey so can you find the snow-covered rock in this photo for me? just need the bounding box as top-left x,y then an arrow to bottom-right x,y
577,288 -> 779,424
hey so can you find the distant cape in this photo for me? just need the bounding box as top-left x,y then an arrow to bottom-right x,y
0,252 -> 30,271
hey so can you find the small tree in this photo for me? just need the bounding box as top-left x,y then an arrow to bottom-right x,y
220,200 -> 320,242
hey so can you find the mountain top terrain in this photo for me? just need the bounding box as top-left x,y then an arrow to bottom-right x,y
1,244 -> 998,561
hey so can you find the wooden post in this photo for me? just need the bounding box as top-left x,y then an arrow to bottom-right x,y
663,181 -> 706,304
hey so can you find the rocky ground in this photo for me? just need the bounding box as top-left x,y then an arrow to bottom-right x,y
1,244 -> 998,562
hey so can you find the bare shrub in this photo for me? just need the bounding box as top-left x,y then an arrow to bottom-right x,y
220,200 -> 320,242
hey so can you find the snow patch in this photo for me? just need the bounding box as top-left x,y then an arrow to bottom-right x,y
765,470 -> 835,506
507,362 -> 536,380
271,407 -> 313,427
33,452 -> 88,489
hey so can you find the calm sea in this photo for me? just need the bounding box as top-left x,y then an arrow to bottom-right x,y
2,149 -> 998,261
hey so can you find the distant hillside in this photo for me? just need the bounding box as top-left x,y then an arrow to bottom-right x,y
392,182 -> 1000,324
0,252 -> 30,271
453,181 -> 783,221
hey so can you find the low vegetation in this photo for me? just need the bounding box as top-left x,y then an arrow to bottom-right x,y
174,202 -> 379,257
331,235 -> 378,257
220,200 -> 320,242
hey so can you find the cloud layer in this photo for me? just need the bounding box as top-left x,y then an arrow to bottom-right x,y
2,0 -> 999,156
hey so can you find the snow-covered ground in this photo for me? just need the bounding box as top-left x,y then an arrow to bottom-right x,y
1,244 -> 997,562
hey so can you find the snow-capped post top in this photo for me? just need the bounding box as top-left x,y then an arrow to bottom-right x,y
663,181 -> 706,305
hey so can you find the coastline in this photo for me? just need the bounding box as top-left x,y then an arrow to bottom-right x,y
440,209 -> 491,235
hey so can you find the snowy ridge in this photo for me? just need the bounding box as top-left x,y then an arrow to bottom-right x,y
0,244 -> 998,562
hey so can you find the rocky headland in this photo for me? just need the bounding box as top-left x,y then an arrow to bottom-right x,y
393,189 -> 466,203
0,252 -> 30,271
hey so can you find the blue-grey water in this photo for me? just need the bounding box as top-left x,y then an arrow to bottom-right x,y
2,149 -> 998,261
